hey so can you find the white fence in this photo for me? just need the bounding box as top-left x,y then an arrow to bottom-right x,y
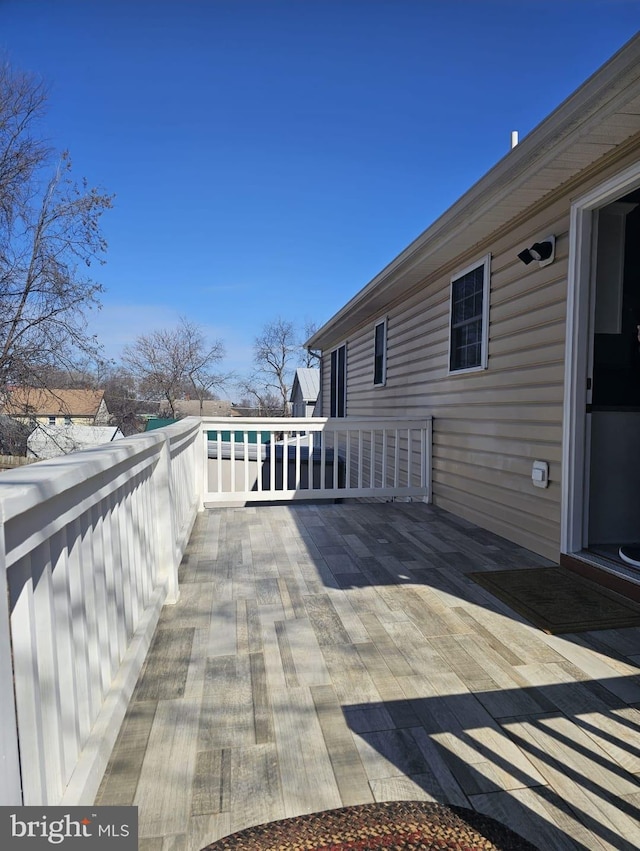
0,417 -> 201,805
203,417 -> 432,504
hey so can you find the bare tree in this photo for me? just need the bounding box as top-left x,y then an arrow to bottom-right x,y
0,62 -> 113,403
0,61 -> 49,237
242,318 -> 301,416
123,318 -> 226,418
102,367 -> 146,436
33,359 -> 101,390
0,413 -> 32,456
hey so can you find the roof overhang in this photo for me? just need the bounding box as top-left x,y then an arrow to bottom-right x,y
307,34 -> 640,351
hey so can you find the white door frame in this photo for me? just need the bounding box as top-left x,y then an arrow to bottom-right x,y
561,160 -> 640,554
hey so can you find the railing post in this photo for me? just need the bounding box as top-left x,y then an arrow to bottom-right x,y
0,516 -> 23,804
195,420 -> 206,511
425,417 -> 433,504
155,433 -> 180,605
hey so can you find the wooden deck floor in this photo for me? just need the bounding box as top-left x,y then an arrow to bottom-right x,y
96,502 -> 640,851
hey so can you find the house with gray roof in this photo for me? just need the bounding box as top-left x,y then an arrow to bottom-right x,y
289,368 -> 320,417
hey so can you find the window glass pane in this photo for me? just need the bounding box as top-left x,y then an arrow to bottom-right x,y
337,345 -> 346,416
450,263 -> 485,371
374,322 -> 385,384
330,350 -> 337,417
330,345 -> 346,416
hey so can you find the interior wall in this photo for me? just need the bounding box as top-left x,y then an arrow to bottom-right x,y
589,193 -> 640,546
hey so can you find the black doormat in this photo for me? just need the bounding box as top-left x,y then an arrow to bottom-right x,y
200,801 -> 539,850
467,566 -> 640,634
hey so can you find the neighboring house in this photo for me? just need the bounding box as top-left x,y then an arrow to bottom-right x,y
3,388 -> 110,427
307,34 -> 640,595
171,399 -> 239,418
145,399 -> 239,430
27,423 -> 124,460
289,368 -> 320,417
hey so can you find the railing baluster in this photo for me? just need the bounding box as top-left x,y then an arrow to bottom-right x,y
382,429 -> 388,488
244,430 -> 249,494
283,431 -> 289,491
9,554 -> 47,803
393,428 -> 400,488
345,426 -> 351,490
319,428 -> 326,491
270,429 -> 276,492
370,429 -> 375,489
230,431 -> 236,493
34,541 -> 65,802
216,429 -> 223,494
50,529 -> 80,788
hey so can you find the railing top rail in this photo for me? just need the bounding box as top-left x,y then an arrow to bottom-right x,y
201,416 -> 432,428
163,416 -> 202,440
0,418 -> 201,528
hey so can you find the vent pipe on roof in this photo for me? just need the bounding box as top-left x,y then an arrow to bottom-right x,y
511,130 -> 519,149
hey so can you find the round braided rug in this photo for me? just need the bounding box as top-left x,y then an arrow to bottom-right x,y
200,801 -> 539,851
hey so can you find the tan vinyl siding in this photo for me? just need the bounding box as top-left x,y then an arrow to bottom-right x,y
317,138 -> 640,562
319,221 -> 569,562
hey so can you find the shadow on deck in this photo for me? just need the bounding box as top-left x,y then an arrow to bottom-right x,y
96,501 -> 640,851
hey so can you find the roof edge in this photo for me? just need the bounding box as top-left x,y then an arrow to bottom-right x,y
307,33 -> 640,350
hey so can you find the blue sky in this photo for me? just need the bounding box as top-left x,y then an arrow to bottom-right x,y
1,0 -> 639,393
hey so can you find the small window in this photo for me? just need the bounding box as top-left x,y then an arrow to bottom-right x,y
449,255 -> 491,373
373,318 -> 387,386
48,415 -> 56,425
330,343 -> 347,417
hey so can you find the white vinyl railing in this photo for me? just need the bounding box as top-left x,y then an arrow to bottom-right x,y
203,417 -> 432,504
0,413 -> 430,807
0,417 -> 201,806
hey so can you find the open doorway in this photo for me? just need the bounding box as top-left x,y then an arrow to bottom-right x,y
587,190 -> 640,568
562,162 -> 640,592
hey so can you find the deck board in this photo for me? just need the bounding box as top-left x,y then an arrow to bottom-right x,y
95,501 -> 640,849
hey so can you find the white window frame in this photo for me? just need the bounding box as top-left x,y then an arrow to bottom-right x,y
448,254 -> 491,374
329,342 -> 347,417
373,317 -> 387,386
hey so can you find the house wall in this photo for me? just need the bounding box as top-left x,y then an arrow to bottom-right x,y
290,375 -> 320,418
94,398 -> 110,425
12,414 -> 96,427
290,388 -> 304,418
320,144 -> 640,562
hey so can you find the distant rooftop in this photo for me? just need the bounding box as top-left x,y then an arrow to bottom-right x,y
290,368 -> 320,402
3,388 -> 106,417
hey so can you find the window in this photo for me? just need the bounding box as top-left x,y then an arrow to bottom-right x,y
330,343 -> 346,417
48,415 -> 56,425
449,255 -> 490,372
373,318 -> 387,385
